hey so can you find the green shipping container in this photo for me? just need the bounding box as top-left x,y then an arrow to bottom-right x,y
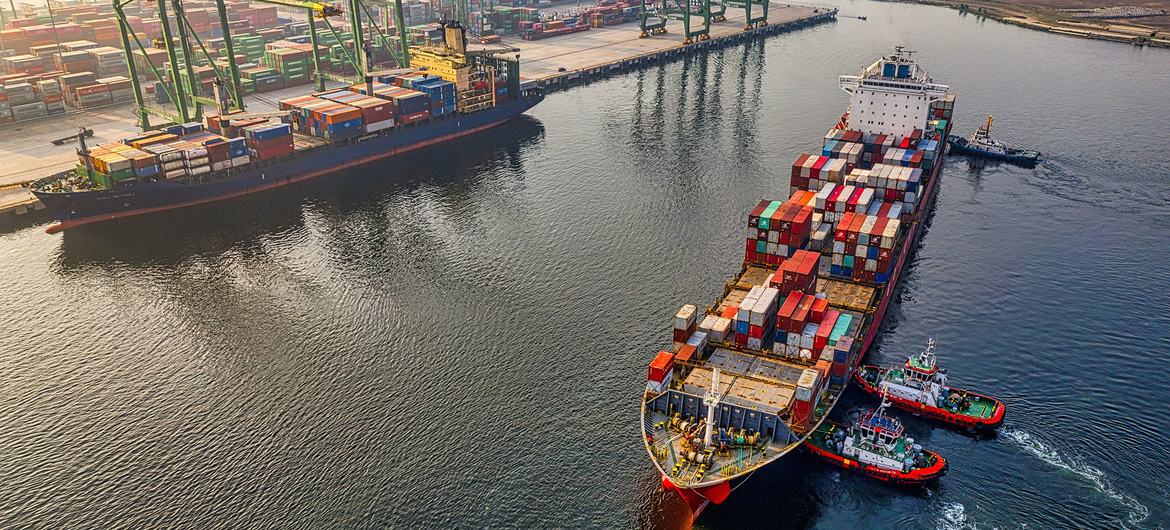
89,170 -> 112,189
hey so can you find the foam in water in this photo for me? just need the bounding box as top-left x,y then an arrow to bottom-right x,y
935,502 -> 975,530
1003,428 -> 1150,528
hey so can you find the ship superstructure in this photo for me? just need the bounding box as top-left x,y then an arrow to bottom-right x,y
640,48 -> 955,515
840,47 -> 950,142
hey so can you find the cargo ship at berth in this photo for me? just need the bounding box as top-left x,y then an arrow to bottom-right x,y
30,23 -> 543,233
640,48 -> 956,516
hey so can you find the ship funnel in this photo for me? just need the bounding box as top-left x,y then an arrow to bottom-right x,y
442,20 -> 468,55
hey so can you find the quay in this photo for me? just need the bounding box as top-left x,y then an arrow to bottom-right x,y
0,4 -> 836,228
508,4 -> 837,90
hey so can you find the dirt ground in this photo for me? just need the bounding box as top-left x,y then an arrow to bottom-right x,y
952,1 -> 1170,31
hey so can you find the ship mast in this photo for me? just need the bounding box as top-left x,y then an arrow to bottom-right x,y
703,368 -> 722,448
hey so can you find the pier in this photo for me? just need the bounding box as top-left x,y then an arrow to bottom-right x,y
506,5 -> 837,90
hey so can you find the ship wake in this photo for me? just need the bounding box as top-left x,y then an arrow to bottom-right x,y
1003,428 -> 1150,528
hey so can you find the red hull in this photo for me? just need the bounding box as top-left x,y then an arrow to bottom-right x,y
854,368 -> 1006,430
803,441 -> 948,484
661,475 -> 732,516
850,150 -> 944,373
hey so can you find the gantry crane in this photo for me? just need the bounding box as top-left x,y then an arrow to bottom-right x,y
115,0 -> 411,131
639,0 -> 767,42
640,0 -> 712,44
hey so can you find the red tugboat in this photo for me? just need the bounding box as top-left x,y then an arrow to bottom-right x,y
855,339 -> 1006,430
804,396 -> 948,484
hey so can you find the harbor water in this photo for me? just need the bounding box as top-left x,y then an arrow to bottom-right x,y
2,0 -> 1169,527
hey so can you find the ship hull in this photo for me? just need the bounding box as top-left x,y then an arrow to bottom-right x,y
854,367 -> 1006,430
646,137 -> 949,513
660,475 -> 732,516
33,95 -> 543,232
946,135 -> 1038,167
803,432 -> 948,484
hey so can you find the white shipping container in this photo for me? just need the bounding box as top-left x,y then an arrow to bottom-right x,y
747,337 -> 762,350
165,168 -> 187,179
673,304 -> 696,330
711,318 -> 731,342
188,166 -> 211,176
211,160 -> 232,172
698,314 -> 718,335
231,155 -> 251,167
685,331 -> 708,355
184,156 -> 209,168
182,147 -> 208,159
162,159 -> 184,171
365,119 -> 395,133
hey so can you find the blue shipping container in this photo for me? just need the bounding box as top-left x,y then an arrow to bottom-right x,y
135,164 -> 160,177
325,118 -> 364,140
227,137 -> 248,157
248,123 -> 292,141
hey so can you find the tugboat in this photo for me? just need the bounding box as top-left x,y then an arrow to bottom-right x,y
947,115 -> 1040,167
855,339 -> 1006,430
804,395 -> 948,484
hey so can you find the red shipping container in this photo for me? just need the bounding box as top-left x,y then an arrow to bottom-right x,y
735,333 -> 748,348
810,156 -> 828,179
676,344 -> 697,364
672,328 -> 692,344
250,142 -> 294,160
814,310 -> 839,352
775,290 -> 802,332
648,351 -> 674,382
791,153 -> 809,181
721,305 -> 738,320
745,242 -> 757,263
790,294 -> 815,333
810,297 -> 829,323
748,325 -> 764,340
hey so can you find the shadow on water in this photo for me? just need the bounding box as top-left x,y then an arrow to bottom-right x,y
51,116 -> 546,271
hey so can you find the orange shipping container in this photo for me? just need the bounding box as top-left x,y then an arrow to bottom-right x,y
320,106 -> 362,124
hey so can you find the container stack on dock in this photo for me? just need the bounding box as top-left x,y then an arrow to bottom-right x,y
0,0 -> 426,125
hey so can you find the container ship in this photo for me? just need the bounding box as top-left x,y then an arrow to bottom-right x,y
30,23 -> 543,233
639,48 -> 956,516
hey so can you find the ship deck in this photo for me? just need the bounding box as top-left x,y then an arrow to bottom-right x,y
681,349 -> 802,413
644,261 -> 878,488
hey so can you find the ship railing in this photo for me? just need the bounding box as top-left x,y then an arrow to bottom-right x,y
29,169 -> 78,191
